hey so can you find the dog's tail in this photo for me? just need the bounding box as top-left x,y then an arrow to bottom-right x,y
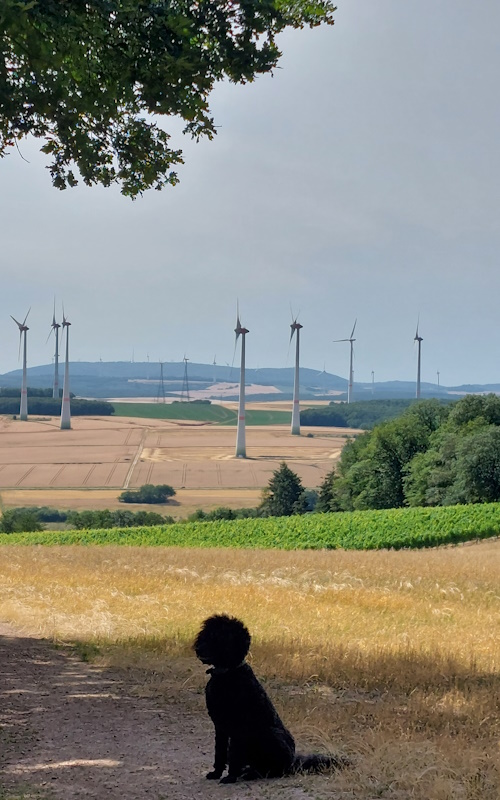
292,753 -> 352,774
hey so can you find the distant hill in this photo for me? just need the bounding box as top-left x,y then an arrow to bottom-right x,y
1,361 -> 499,401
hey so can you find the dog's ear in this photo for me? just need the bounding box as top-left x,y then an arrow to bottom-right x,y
194,614 -> 251,668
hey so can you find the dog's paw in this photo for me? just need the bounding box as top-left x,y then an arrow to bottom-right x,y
206,770 -> 223,780
219,775 -> 237,784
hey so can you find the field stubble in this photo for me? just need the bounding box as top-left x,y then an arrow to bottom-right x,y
0,542 -> 499,799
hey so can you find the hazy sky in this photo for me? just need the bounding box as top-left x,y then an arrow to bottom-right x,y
1,1 -> 499,386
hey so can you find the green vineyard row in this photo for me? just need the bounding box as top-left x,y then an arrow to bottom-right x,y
1,502 -> 500,550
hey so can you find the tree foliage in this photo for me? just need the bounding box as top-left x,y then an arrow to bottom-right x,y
119,483 -> 176,503
327,395 -> 500,511
300,399 -> 438,430
260,461 -> 307,516
1,0 -> 336,196
67,508 -> 173,528
0,394 -> 113,415
0,508 -> 43,533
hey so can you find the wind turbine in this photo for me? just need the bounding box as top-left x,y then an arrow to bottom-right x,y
157,361 -> 166,403
333,319 -> 356,404
60,311 -> 71,429
290,315 -> 303,435
414,320 -> 423,399
46,302 -> 61,399
181,355 -> 190,402
212,355 -> 217,385
234,307 -> 249,458
11,308 -> 30,421
316,363 -> 328,396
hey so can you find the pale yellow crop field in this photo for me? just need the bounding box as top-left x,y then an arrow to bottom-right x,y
1,542 -> 498,799
0,414 -> 355,515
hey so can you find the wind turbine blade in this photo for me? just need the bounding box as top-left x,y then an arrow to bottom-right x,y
23,307 -> 31,326
231,338 -> 238,371
10,315 -> 22,328
351,319 -> 357,339
333,338 -> 350,343
45,328 -> 54,345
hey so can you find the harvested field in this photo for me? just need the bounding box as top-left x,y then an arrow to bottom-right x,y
0,414 -> 356,515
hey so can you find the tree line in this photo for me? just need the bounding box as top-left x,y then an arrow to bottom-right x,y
316,395 -> 500,512
301,398 -> 451,430
0,395 -> 114,416
0,506 -> 174,533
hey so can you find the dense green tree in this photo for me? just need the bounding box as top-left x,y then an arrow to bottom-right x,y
403,431 -> 461,507
119,483 -> 175,503
187,505 -> 263,521
1,0 -> 335,197
316,468 -> 340,512
329,400 -> 450,512
450,427 -> 500,505
300,399 -> 452,430
0,509 -> 43,533
446,394 -> 500,429
0,396 -> 113,415
260,461 -> 306,516
402,396 -> 500,508
67,508 -> 173,527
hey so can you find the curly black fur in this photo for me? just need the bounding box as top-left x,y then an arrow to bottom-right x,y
194,614 -> 350,784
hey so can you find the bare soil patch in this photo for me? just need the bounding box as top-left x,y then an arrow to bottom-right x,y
0,623 -> 339,800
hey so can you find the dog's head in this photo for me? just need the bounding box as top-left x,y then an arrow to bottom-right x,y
194,614 -> 251,669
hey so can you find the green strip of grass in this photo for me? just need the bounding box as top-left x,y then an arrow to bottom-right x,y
111,402 -> 236,423
111,403 -> 290,425
238,410 -> 291,426
2,503 -> 499,550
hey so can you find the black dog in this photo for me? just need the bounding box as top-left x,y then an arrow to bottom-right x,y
194,614 -> 349,784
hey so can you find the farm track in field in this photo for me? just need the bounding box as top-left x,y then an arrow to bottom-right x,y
0,623 -> 337,800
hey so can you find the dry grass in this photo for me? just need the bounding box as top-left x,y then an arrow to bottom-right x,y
1,542 -> 499,799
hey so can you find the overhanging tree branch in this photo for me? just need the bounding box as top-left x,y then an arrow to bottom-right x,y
0,0 -> 336,196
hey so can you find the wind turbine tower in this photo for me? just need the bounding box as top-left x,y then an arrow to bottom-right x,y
60,312 -> 71,430
234,310 -> 249,458
333,320 -> 357,404
181,356 -> 190,402
414,321 -> 423,399
47,304 -> 61,399
11,309 -> 30,421
157,361 -> 166,403
290,317 -> 303,435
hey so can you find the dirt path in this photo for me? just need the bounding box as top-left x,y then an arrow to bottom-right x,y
0,624 -> 335,800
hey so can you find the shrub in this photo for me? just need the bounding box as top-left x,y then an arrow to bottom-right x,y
119,484 -> 176,504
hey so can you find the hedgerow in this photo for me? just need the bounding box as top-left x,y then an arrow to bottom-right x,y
1,502 -> 499,550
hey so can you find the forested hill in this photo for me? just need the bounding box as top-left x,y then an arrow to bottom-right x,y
1,360 -> 498,400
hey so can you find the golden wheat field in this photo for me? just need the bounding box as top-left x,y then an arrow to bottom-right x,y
1,541 -> 499,799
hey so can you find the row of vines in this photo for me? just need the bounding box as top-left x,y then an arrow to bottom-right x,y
1,502 -> 500,550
